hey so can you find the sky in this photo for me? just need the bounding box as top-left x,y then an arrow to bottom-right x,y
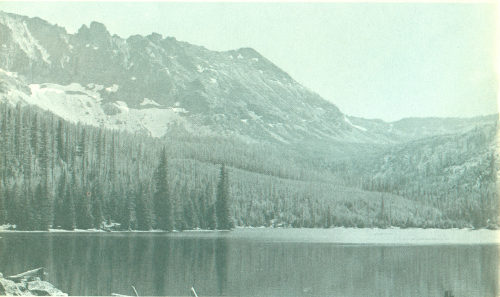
0,1 -> 497,121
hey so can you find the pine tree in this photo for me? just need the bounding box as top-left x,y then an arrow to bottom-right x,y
61,178 -> 75,230
174,194 -> 186,231
56,119 -> 66,162
17,186 -> 33,230
215,164 -> 234,230
197,184 -> 210,229
206,203 -> 216,230
38,122 -> 53,231
33,183 -> 43,229
76,190 -> 94,230
154,148 -> 173,231
53,173 -> 67,228
0,113 -> 3,225
91,181 -> 104,229
120,189 -> 136,230
135,183 -> 153,231
14,103 -> 22,158
108,186 -> 120,224
0,183 -> 5,225
183,194 -> 196,229
30,113 -> 39,158
77,128 -> 87,185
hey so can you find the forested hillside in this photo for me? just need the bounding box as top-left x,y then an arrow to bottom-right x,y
335,122 -> 499,228
0,103 -> 497,231
0,104 -> 478,230
0,11 -> 498,231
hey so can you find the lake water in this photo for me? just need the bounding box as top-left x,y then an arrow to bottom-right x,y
0,229 -> 498,296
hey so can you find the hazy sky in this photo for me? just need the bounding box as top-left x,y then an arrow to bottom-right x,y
1,2 -> 497,121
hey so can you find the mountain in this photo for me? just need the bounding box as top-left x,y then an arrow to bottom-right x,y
0,11 -> 498,230
0,11 -> 494,148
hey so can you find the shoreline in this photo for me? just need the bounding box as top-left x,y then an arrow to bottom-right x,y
1,226 -> 499,245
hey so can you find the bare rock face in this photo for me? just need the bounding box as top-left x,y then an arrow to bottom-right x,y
0,270 -> 66,296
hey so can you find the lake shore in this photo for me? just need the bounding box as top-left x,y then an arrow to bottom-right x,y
1,225 -> 498,245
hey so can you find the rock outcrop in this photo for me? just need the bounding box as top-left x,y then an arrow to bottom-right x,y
0,268 -> 66,296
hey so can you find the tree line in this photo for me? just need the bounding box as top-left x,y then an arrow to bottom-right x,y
0,103 -> 234,231
0,102 -> 497,230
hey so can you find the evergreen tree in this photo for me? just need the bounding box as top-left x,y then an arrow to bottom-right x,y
183,193 -> 196,229
77,128 -> 87,185
154,148 -> 173,231
91,181 -> 104,229
5,185 -> 18,226
39,122 -> 53,231
197,184 -> 210,229
206,203 -> 216,230
76,190 -> 94,230
33,183 -> 43,229
30,113 -> 39,158
135,183 -> 153,231
174,195 -> 186,231
0,184 -> 5,225
0,115 -> 3,225
108,186 -> 120,223
120,189 -> 136,230
215,164 -> 234,230
17,187 -> 33,230
56,119 -> 66,162
60,179 -> 75,230
53,173 -> 67,228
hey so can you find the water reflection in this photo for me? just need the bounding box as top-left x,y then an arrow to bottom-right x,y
0,233 -> 497,296
215,238 -> 229,295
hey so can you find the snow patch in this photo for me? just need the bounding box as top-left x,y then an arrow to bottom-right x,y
0,68 -> 18,78
130,76 -> 136,81
105,84 -> 119,93
87,83 -> 104,92
237,54 -> 243,59
196,65 -> 204,73
210,78 -> 217,84
140,98 -> 161,106
344,116 -> 367,132
114,101 -> 129,112
6,81 -> 190,138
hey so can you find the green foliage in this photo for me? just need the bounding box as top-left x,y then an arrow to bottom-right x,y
135,183 -> 153,231
154,148 -> 173,231
216,164 -> 234,230
0,103 -> 497,231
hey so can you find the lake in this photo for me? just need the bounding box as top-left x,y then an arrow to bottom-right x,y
0,228 -> 498,296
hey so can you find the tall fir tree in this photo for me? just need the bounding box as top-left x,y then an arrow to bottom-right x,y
215,164 -> 234,230
0,183 -> 4,225
135,183 -> 153,231
53,173 -> 67,228
154,148 -> 173,231
38,122 -> 53,231
76,190 -> 94,230
206,203 -> 216,230
56,119 -> 66,162
91,180 -> 104,229
17,186 -> 33,230
60,176 -> 76,230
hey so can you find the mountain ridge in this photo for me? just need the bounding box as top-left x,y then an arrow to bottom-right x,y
0,10 -> 496,146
